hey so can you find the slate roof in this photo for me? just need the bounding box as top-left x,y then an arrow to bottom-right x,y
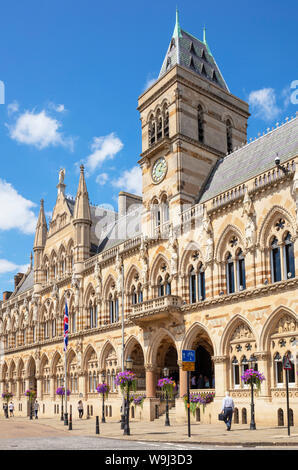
11,269 -> 34,297
159,15 -> 228,91
198,116 -> 298,203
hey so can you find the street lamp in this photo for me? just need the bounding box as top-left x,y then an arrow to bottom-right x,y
163,367 -> 170,426
124,356 -> 133,436
248,354 -> 257,430
101,371 -> 106,423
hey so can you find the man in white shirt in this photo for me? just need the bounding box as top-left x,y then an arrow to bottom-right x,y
221,391 -> 235,431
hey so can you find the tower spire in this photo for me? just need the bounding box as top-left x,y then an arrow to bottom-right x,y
203,25 -> 213,57
33,199 -> 48,249
173,7 -> 182,39
73,164 -> 92,263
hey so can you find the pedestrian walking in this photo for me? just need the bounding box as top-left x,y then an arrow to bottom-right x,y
8,401 -> 14,417
3,402 -> 8,419
221,391 -> 235,431
78,400 -> 84,419
34,400 -> 39,419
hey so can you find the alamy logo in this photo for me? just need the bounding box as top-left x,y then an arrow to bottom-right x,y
0,80 -> 4,104
291,80 -> 298,105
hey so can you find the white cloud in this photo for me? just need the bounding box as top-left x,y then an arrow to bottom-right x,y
48,102 -> 66,113
0,179 -> 37,234
112,166 -> 142,196
84,133 -> 124,174
248,88 -> 281,121
143,76 -> 157,92
7,109 -> 74,150
7,100 -> 19,116
96,173 -> 109,186
0,259 -> 29,275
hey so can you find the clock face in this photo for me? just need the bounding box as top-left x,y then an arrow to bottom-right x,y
152,157 -> 167,184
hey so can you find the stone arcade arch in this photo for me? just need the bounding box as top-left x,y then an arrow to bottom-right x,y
147,329 -> 179,398
182,323 -> 215,389
125,336 -> 145,391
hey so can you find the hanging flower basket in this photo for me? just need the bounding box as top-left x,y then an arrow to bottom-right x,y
157,377 -> 176,400
183,391 -> 215,416
56,387 -> 71,397
2,392 -> 13,403
115,371 -> 137,393
96,383 -> 110,399
24,389 -> 36,401
241,369 -> 265,391
130,394 -> 146,408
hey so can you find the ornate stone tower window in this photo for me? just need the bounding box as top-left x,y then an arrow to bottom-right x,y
198,105 -> 204,143
226,119 -> 233,154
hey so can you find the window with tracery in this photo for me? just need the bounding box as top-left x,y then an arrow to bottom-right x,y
188,257 -> 206,303
268,218 -> 295,283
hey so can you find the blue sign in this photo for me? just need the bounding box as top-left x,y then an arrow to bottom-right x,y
182,350 -> 196,362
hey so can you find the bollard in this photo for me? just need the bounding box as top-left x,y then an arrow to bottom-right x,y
96,416 -> 100,435
68,413 -> 72,431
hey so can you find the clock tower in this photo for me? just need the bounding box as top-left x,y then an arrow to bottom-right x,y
137,11 -> 249,237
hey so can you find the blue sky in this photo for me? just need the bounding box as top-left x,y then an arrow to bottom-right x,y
0,0 -> 297,294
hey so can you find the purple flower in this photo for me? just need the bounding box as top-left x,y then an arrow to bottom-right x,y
56,387 -> 71,396
96,383 -> 109,395
114,371 -> 136,386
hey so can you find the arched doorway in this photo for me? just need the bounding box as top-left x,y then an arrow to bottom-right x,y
155,336 -> 178,384
126,338 -> 145,391
184,325 -> 214,390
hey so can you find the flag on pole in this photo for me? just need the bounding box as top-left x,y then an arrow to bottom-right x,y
63,299 -> 69,352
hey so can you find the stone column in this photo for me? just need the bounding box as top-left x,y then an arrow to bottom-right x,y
145,364 -> 156,398
50,374 -> 56,400
212,356 -> 228,397
36,375 -> 42,400
16,377 -> 21,400
255,352 -> 270,397
78,371 -> 87,399
178,360 -> 188,398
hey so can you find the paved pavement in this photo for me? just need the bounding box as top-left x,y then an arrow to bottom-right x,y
1,415 -> 298,448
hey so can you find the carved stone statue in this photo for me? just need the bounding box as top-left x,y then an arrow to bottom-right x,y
51,283 -> 59,315
59,168 -> 65,184
71,273 -> 80,308
202,206 -> 214,263
292,166 -> 298,227
115,252 -> 123,293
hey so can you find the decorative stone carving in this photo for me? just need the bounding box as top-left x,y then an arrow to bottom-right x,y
167,224 -> 178,276
51,283 -> 59,316
242,187 -> 256,249
115,252 -> 123,293
231,323 -> 253,341
71,273 -> 80,308
59,168 -> 65,184
275,315 -> 298,334
139,237 -> 149,284
291,164 -> 298,227
202,206 -> 214,263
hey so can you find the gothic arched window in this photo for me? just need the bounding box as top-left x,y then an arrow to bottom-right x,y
226,253 -> 235,294
236,249 -> 246,291
270,237 -> 281,283
109,295 -> 118,323
284,232 -> 295,279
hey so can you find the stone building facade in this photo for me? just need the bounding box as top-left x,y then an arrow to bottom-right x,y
1,14 -> 298,426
